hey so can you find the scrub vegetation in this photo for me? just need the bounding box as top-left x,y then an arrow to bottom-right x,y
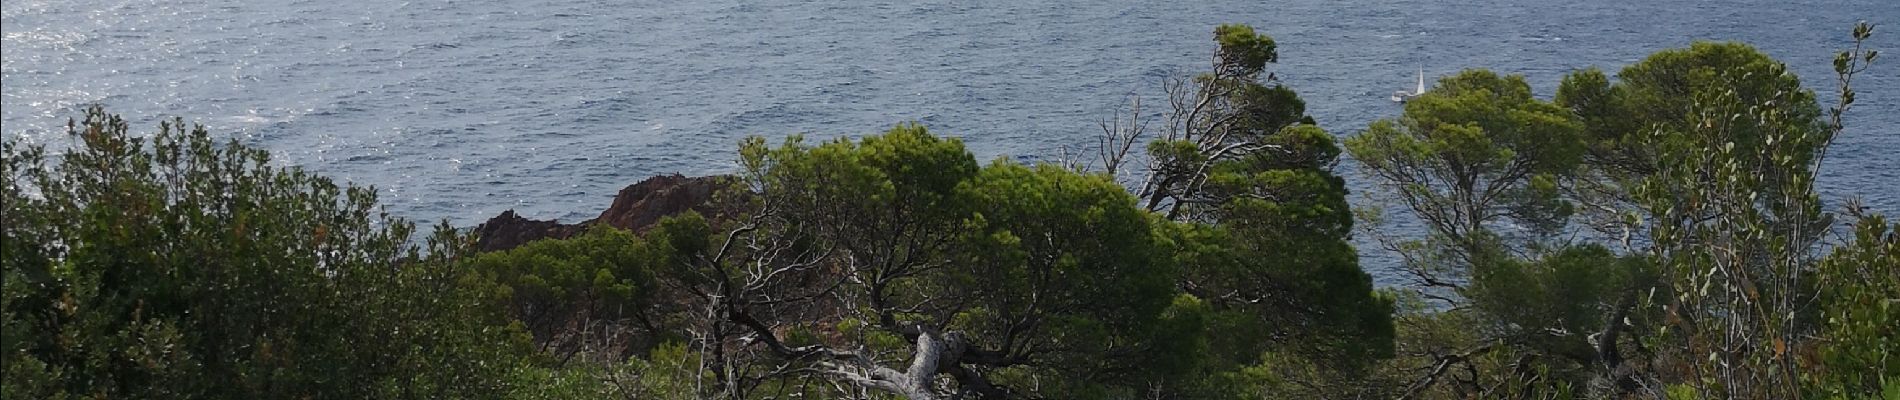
2,22 -> 1890,400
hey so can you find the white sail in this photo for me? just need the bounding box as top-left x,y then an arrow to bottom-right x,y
1393,66 -> 1427,103
1414,67 -> 1426,95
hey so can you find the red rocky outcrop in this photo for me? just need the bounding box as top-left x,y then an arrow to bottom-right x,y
474,174 -> 734,252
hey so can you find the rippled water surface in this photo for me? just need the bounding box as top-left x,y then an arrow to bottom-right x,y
4,0 -> 1895,282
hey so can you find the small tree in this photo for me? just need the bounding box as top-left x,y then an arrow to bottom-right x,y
1090,23 -> 1395,398
1348,69 -> 1587,291
1552,22 -> 1881,399
1346,68 -> 1649,398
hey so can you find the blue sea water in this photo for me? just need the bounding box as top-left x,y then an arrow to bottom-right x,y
4,0 -> 1896,283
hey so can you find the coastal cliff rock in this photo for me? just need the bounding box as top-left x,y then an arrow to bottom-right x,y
474,174 -> 733,252
473,210 -> 586,253
595,173 -> 729,233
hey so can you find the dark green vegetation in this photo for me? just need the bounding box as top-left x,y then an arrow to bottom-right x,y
2,22 -> 1892,400
1,112 -> 527,398
1344,22 -> 1893,399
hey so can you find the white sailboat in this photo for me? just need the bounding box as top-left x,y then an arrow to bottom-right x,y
1391,67 -> 1426,103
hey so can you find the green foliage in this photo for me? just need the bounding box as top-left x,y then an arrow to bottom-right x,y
1349,68 -> 1585,248
741,122 -> 979,230
1124,24 -> 1396,398
1346,68 -> 1641,398
1545,24 -> 1878,400
465,224 -> 672,359
1612,42 -> 1834,399
1160,215 -> 1394,373
1810,212 -> 1900,399
0,107 -> 529,399
1468,245 -> 1651,373
1555,43 -> 1833,249
1145,25 -> 1323,221
1213,24 -> 1277,77
1559,42 -> 1826,187
954,162 -> 1174,337
732,125 -> 1193,396
1353,37 -> 1880,399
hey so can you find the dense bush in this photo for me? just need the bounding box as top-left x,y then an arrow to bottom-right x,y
1,107 -> 530,399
